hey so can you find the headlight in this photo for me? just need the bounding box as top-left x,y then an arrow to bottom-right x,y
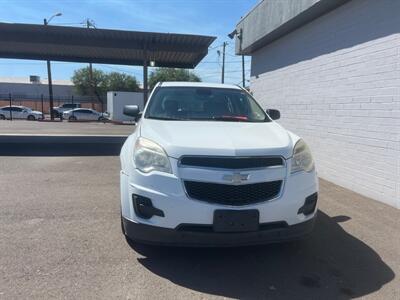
134,137 -> 172,173
291,139 -> 314,173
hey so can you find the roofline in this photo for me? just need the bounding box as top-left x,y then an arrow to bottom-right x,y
0,22 -> 216,68
236,0 -> 351,55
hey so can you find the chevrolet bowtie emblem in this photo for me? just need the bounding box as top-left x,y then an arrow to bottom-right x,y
222,172 -> 250,185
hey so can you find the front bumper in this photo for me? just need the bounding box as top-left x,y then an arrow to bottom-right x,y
120,155 -> 319,246
122,214 -> 316,247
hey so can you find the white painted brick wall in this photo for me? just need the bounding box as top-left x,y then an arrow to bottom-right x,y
250,0 -> 400,208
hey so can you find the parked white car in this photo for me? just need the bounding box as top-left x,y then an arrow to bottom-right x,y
120,82 -> 318,246
63,108 -> 108,121
0,105 -> 44,120
53,103 -> 81,118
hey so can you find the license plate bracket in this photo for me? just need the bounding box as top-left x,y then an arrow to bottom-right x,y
213,210 -> 259,232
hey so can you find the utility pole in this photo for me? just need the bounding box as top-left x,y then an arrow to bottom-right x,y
221,42 -> 227,84
9,93 -> 12,121
242,54 -> 245,88
86,19 -> 95,109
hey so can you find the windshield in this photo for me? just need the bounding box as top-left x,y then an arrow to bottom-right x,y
145,87 -> 269,122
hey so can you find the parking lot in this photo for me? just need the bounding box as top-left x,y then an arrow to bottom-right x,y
0,120 -> 134,136
1,155 -> 399,299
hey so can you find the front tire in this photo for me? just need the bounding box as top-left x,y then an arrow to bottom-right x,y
27,115 -> 35,121
121,215 -> 126,236
0,114 -> 5,120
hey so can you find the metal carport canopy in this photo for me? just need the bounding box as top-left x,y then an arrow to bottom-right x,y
0,22 -> 216,68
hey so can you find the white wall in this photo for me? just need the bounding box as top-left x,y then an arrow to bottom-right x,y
250,0 -> 400,208
107,91 -> 144,122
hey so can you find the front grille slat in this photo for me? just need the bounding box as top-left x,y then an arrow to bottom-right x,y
180,156 -> 283,169
184,180 -> 282,205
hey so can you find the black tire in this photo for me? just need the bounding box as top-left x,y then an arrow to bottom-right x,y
69,116 -> 77,121
121,215 -> 126,236
98,116 -> 106,122
27,115 -> 35,121
0,114 -> 5,120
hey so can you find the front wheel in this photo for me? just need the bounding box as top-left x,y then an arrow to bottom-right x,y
27,115 -> 35,121
68,116 -> 77,121
121,215 -> 126,236
98,116 -> 106,122
0,114 -> 5,120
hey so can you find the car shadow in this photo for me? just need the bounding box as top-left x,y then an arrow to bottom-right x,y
128,211 -> 395,299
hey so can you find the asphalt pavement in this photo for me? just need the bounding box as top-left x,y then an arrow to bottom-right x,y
0,156 -> 399,299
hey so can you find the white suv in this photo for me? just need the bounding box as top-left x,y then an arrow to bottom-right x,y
120,82 -> 318,246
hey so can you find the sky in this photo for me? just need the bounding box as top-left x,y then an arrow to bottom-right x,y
0,0 -> 258,85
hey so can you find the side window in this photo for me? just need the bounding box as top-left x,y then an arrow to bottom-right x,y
11,107 -> 22,112
2,107 -> 10,111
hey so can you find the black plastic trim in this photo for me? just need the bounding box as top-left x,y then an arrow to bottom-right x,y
180,156 -> 284,169
298,192 -> 318,215
122,215 -> 316,247
132,194 -> 165,219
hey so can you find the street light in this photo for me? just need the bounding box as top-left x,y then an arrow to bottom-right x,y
44,12 -> 62,120
45,12 -> 62,25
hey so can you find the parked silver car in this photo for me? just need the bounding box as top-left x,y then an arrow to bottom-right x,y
63,108 -> 108,121
53,103 -> 81,118
0,106 -> 44,120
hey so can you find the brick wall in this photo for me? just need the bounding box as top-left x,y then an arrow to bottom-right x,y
250,0 -> 400,208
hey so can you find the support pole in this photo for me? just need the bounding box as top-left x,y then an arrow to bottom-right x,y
44,18 -> 55,120
143,59 -> 148,105
41,94 -> 44,115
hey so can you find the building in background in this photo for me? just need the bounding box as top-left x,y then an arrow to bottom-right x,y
234,0 -> 399,208
0,76 -> 104,112
0,76 -> 74,95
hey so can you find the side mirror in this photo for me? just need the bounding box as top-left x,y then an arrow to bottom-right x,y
266,109 -> 280,120
123,105 -> 140,117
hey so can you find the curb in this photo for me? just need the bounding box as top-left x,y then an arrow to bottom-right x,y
0,134 -> 127,156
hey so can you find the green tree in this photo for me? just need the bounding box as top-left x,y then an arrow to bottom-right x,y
72,67 -> 140,96
149,68 -> 201,89
105,72 -> 140,92
71,67 -> 107,96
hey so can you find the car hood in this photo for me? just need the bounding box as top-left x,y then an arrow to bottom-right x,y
31,110 -> 43,114
139,119 -> 297,159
